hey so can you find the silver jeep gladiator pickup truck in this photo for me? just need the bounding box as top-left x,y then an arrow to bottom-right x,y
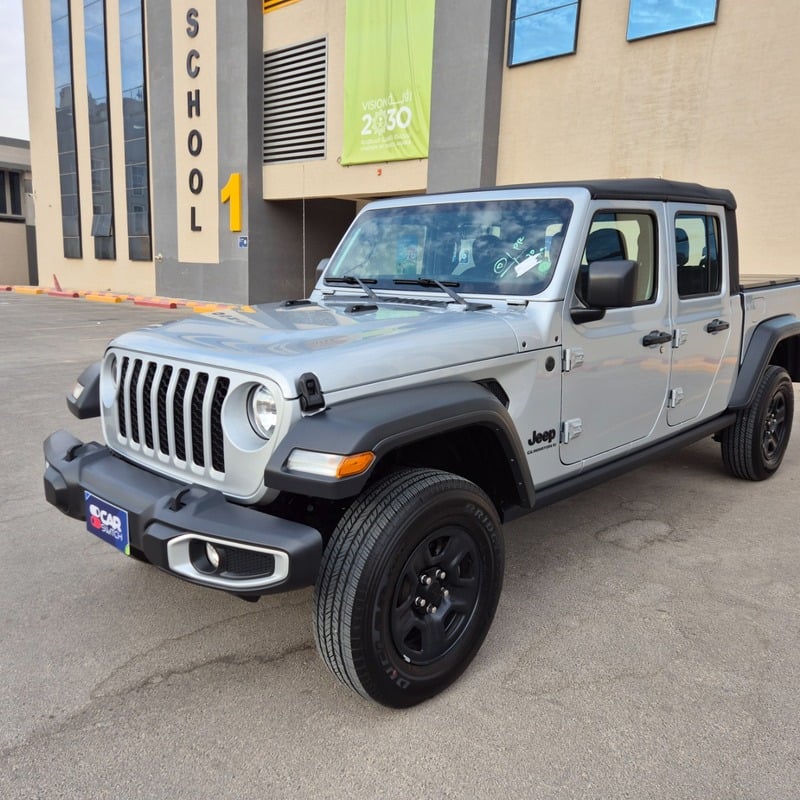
43,179 -> 800,707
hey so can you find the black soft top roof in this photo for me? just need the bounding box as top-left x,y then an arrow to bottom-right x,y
497,178 -> 736,210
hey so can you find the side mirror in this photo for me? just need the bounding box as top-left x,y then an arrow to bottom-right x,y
316,258 -> 330,281
571,259 -> 637,324
584,259 -> 637,308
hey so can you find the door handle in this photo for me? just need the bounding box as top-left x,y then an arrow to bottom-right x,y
706,318 -> 730,334
642,330 -> 672,347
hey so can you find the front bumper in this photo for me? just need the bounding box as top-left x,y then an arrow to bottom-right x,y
43,429 -> 323,596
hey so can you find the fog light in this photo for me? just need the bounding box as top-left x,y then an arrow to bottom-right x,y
205,542 -> 221,570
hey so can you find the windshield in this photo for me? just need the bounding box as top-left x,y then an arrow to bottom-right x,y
327,198 -> 573,296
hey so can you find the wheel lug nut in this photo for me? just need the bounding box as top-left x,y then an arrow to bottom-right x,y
415,597 -> 427,608
420,574 -> 432,586
436,569 -> 446,580
443,589 -> 450,599
428,605 -> 437,614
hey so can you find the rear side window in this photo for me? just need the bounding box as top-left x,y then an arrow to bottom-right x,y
675,214 -> 721,297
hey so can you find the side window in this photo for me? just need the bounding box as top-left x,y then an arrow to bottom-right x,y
578,211 -> 657,305
675,214 -> 721,298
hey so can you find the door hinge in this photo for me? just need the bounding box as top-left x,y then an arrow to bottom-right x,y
562,348 -> 585,373
561,418 -> 583,444
667,387 -> 684,408
672,329 -> 688,348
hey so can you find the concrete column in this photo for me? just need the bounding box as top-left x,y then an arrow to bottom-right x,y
426,0 -> 507,193
147,0 -> 353,304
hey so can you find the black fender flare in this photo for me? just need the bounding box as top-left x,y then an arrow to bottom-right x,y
67,361 -> 102,419
728,314 -> 800,410
264,381 -> 534,505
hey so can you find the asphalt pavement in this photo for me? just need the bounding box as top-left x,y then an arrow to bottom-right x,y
1,292 -> 798,799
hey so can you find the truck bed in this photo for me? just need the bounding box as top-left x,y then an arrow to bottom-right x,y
740,274 -> 800,290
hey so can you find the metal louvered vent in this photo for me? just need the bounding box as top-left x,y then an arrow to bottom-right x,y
263,36 -> 327,164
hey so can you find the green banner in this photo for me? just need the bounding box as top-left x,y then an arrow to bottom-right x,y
342,0 -> 435,165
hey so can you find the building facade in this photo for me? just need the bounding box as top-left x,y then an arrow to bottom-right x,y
0,137 -> 36,286
23,0 -> 800,303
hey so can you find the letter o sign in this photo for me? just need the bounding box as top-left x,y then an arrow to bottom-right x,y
188,129 -> 203,156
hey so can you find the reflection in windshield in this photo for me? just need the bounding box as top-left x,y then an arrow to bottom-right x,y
327,198 -> 573,296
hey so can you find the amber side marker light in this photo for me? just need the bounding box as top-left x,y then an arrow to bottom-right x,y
286,449 -> 376,478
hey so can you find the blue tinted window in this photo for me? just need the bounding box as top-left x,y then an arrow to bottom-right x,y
509,0 -> 580,65
51,0 -> 82,258
119,1 -> 151,261
627,0 -> 718,41
83,0 -> 115,259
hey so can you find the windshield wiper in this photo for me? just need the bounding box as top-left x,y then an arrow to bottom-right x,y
394,278 -> 490,310
324,275 -> 379,301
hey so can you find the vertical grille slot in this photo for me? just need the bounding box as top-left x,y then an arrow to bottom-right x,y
211,378 -> 229,472
129,359 -> 143,444
157,366 -> 173,455
117,357 -> 129,438
142,363 -> 157,449
191,374 -> 209,467
173,369 -> 190,461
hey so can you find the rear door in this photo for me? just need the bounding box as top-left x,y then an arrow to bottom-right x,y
560,204 -> 671,465
666,205 -> 739,425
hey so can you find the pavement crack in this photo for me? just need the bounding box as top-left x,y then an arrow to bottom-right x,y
91,598 -> 312,700
0,639 -> 315,762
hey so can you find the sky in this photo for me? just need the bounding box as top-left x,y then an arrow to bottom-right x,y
0,0 -> 30,140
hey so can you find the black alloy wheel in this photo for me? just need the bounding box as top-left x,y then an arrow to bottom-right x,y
313,468 -> 504,708
721,365 -> 794,480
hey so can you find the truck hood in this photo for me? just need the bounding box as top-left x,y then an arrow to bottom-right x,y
109,299 -> 525,398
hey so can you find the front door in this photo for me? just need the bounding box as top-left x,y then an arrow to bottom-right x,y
560,205 -> 671,465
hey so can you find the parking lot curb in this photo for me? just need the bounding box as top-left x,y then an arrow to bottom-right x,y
6,285 -> 253,314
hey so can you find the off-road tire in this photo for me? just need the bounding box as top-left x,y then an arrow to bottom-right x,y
721,365 -> 794,480
313,468 -> 504,708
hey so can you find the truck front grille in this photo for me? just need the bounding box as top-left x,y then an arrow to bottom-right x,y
115,355 -> 230,474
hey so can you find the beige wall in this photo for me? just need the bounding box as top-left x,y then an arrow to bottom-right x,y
24,0 -> 155,294
262,1 -> 428,201
497,0 -> 800,275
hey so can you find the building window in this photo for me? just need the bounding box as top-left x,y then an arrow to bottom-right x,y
84,0 -> 115,259
263,37 -> 327,164
508,1 -> 581,66
0,170 -> 24,218
51,0 -> 82,258
627,0 -> 719,41
120,0 -> 151,261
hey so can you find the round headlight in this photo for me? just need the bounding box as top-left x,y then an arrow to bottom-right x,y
247,384 -> 278,440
